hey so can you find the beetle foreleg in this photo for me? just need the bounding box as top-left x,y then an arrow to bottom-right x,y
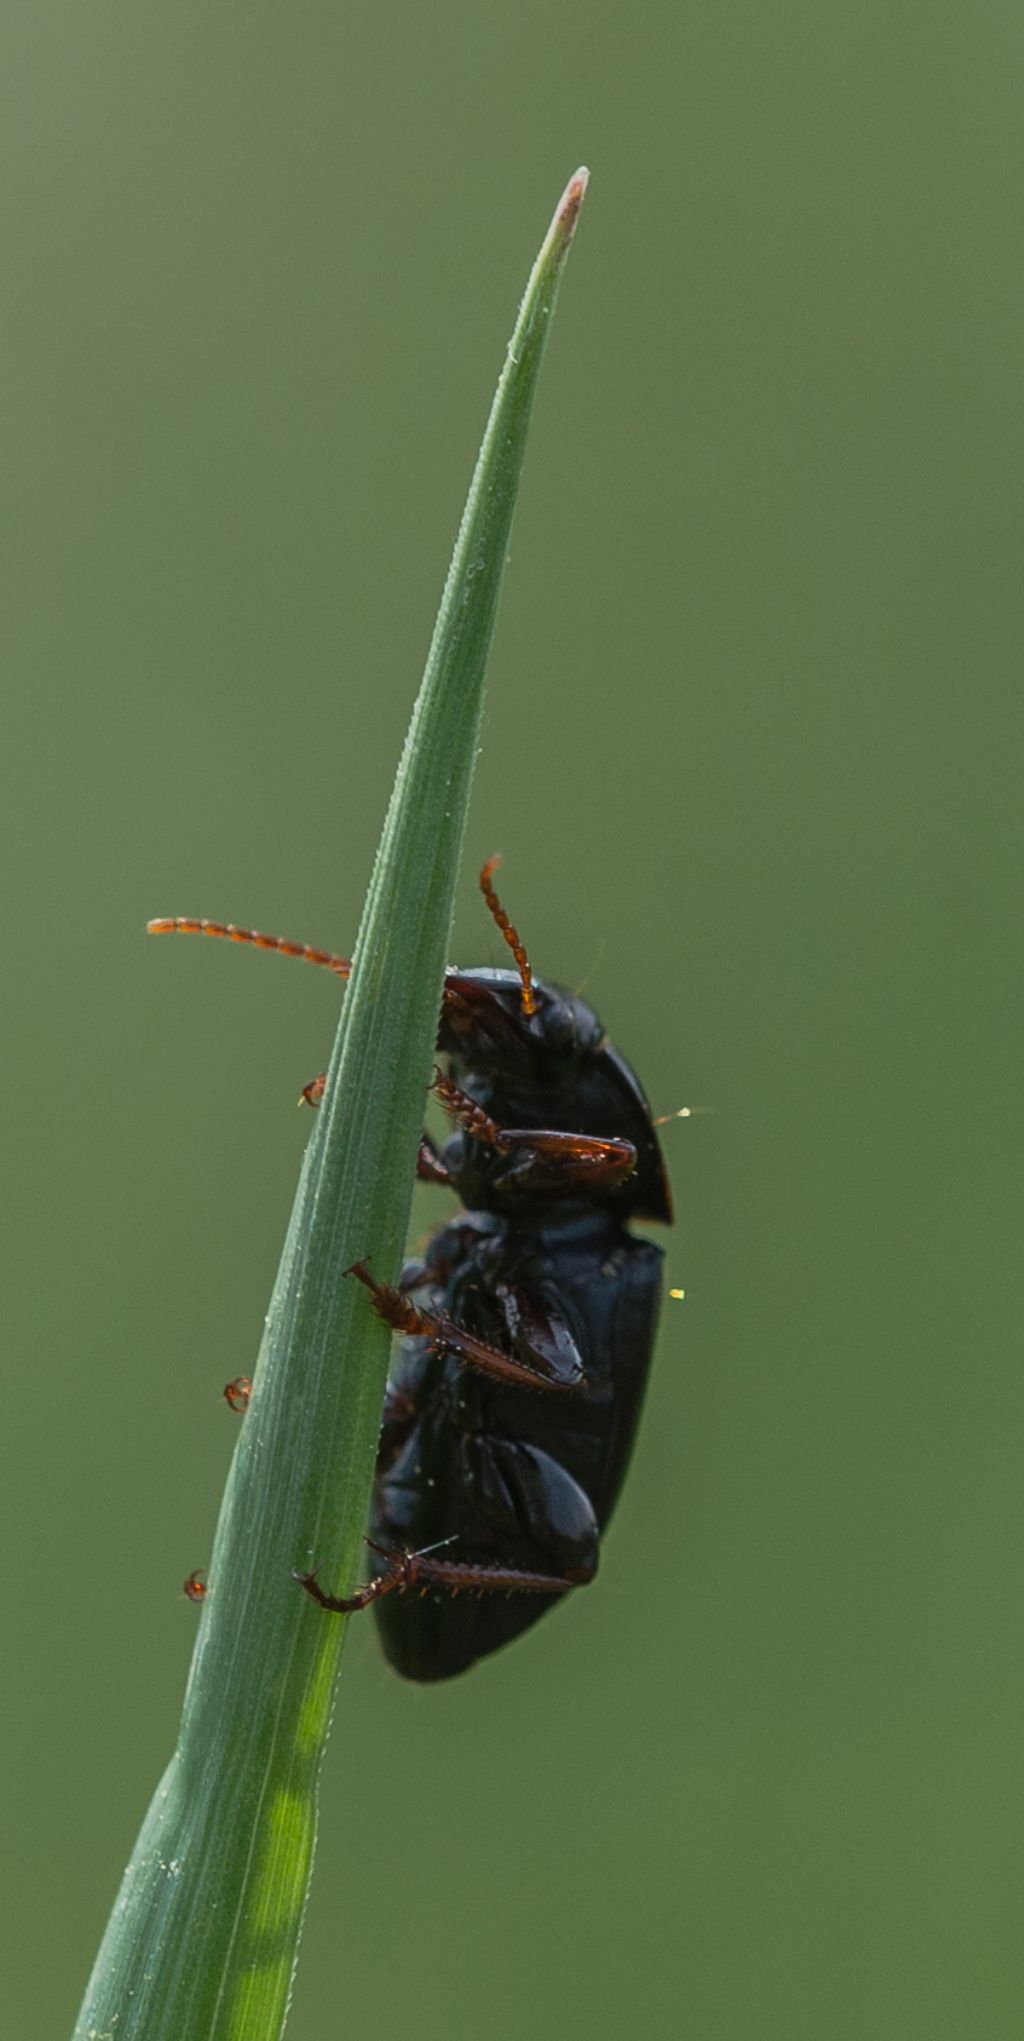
493,1129 -> 637,1197
430,1073 -> 637,1198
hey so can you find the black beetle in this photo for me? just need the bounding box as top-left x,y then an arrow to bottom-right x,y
151,860 -> 671,1680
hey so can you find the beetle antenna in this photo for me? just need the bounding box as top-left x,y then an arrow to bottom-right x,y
146,918 -> 351,978
478,856 -> 538,1017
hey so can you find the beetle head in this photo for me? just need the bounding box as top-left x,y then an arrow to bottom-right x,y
438,968 -> 672,1224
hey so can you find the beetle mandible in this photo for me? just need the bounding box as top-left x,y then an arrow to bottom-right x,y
150,859 -> 671,1680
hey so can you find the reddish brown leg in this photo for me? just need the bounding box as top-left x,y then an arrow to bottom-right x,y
492,1127 -> 637,1196
223,1375 -> 252,1413
346,1260 -> 577,1394
416,1133 -> 453,1187
431,1069 -> 637,1197
295,1543 -> 587,1615
431,1068 -> 510,1151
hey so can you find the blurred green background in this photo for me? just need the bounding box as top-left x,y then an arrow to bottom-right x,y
3,5 -> 1021,2037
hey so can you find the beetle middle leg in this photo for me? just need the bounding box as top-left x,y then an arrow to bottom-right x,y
347,1259 -> 584,1394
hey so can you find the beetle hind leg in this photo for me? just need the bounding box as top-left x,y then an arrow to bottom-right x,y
295,1542 -> 590,1617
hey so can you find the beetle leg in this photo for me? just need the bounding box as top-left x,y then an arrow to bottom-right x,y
294,1561 -> 401,1614
299,1071 -> 326,1108
347,1260 -> 580,1394
430,1075 -> 637,1198
295,1543 -> 588,1615
493,1129 -> 637,1197
416,1132 -> 453,1187
431,1069 -> 511,1151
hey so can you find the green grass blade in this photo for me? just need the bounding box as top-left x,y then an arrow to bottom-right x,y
72,167 -> 588,2041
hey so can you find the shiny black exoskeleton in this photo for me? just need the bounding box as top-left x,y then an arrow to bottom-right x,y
371,1204 -> 664,1680
322,864 -> 672,1680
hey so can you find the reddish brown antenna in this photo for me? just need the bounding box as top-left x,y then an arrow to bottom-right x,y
478,856 -> 537,1016
146,918 -> 351,978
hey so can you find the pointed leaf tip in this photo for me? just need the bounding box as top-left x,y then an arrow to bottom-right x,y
555,167 -> 589,245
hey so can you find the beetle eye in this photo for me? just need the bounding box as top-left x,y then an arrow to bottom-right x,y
538,998 -> 577,1052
